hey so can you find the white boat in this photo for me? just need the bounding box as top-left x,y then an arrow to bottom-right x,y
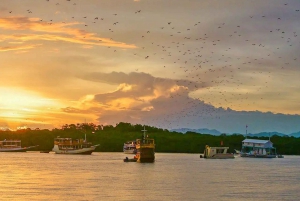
200,145 -> 234,159
123,140 -> 137,154
52,136 -> 99,155
0,139 -> 38,152
240,139 -> 277,158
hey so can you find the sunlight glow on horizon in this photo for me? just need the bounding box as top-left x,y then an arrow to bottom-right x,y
0,87 -> 60,109
0,87 -> 101,130
0,87 -> 63,128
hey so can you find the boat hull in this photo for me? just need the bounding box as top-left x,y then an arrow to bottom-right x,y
52,145 -> 96,155
137,157 -> 155,163
123,149 -> 137,154
0,146 -> 37,152
136,147 -> 155,163
205,153 -> 235,159
0,148 -> 29,152
240,153 -> 276,158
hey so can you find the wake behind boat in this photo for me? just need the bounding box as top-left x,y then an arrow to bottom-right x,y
0,139 -> 38,152
52,136 -> 99,154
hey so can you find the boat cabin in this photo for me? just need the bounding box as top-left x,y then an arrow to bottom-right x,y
136,138 -> 154,146
54,138 -> 91,150
125,141 -> 136,145
203,145 -> 234,159
0,140 -> 21,149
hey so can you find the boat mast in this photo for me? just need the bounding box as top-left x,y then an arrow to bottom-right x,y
142,126 -> 147,140
84,119 -> 87,142
245,124 -> 248,139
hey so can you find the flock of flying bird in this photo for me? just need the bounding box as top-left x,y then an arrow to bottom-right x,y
4,0 -> 300,130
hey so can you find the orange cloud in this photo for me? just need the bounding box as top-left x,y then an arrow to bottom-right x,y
61,72 -> 203,124
0,44 -> 41,52
0,16 -> 137,49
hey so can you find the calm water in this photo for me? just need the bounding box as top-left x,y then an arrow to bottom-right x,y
0,152 -> 299,201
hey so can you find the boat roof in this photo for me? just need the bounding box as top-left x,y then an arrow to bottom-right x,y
54,138 -> 74,140
242,139 -> 271,144
209,147 -> 229,149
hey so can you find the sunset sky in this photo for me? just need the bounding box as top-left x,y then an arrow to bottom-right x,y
1,0 -> 300,134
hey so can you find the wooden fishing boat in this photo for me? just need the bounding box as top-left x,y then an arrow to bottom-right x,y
52,135 -> 99,154
0,139 -> 38,152
135,126 -> 155,163
201,145 -> 234,159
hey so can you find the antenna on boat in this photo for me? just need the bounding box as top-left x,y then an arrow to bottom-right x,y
245,124 -> 248,139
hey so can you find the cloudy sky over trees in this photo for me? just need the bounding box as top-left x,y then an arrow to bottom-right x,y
1,0 -> 300,133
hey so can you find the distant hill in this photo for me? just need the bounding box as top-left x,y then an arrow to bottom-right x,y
246,132 -> 289,138
171,128 -> 222,135
289,131 -> 300,138
171,128 -> 300,138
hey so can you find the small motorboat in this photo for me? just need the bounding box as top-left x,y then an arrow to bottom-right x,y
123,157 -> 137,162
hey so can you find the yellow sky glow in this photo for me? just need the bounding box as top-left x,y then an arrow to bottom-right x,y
0,87 -> 61,126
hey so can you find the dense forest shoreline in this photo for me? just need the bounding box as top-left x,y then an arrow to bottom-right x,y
0,122 -> 299,154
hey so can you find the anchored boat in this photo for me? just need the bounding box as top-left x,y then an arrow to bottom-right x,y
0,139 -> 38,152
201,145 -> 234,159
135,126 -> 155,163
239,139 -> 277,158
52,135 -> 99,154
